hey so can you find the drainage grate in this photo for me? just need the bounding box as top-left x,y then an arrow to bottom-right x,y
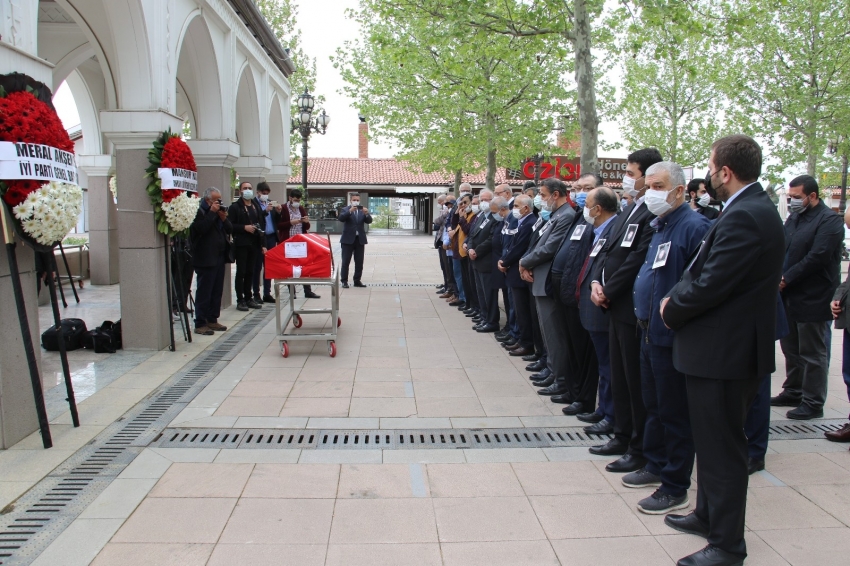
767,419 -> 849,440
149,426 -> 613,450
361,282 -> 443,287
0,308 -> 274,565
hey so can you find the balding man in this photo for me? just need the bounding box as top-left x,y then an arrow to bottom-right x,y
494,183 -> 514,209
627,162 -> 711,516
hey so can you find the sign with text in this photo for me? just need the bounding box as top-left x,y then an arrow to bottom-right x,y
157,167 -> 198,192
0,141 -> 78,184
507,156 -> 629,183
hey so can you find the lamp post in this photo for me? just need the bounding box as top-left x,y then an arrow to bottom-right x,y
532,152 -> 545,186
290,89 -> 330,191
828,138 -> 848,213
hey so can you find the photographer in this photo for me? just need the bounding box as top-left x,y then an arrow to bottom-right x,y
228,181 -> 267,311
190,187 -> 232,335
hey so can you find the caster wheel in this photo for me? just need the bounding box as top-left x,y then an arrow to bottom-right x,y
328,341 -> 336,358
280,341 -> 289,358
293,314 -> 303,328
337,316 -> 341,328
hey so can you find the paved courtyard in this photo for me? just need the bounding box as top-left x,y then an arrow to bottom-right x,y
2,234 -> 850,565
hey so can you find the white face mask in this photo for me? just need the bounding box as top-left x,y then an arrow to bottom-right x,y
511,208 -> 522,219
621,176 -> 639,198
583,205 -> 596,225
242,189 -> 254,200
259,194 -> 269,202
620,199 -> 628,209
542,195 -> 554,212
533,194 -> 543,210
698,193 -> 711,208
645,188 -> 676,216
351,201 -> 360,206
479,201 -> 491,213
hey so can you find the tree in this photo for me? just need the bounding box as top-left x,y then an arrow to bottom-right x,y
335,1 -> 570,189
724,0 -> 850,177
614,11 -> 726,166
254,0 -> 321,171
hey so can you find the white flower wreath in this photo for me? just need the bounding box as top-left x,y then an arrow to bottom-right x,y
160,191 -> 200,233
12,181 -> 83,246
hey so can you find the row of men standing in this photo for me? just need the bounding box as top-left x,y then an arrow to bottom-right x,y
432,135 -> 838,566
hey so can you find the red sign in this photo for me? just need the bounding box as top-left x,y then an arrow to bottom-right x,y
509,156 -> 629,183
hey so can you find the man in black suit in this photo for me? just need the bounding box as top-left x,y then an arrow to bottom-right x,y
468,194 -> 502,332
660,135 -> 784,566
338,192 -> 372,288
500,195 -> 538,355
588,148 -> 663,473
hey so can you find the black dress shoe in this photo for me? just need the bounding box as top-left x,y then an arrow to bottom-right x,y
304,291 -> 321,299
664,512 -> 710,538
589,438 -> 628,456
769,391 -> 801,407
509,346 -> 534,356
530,368 -> 552,381
341,282 -> 350,289
526,360 -> 547,372
262,295 -> 276,303
584,419 -> 613,435
521,353 -> 540,362
476,324 -> 499,333
246,299 -> 263,309
577,412 -> 603,424
505,341 -> 525,351
559,401 -> 584,414
747,457 -> 765,475
676,544 -> 743,566
501,338 -> 519,348
605,453 -> 647,473
538,383 -> 569,396
353,281 -> 367,288
533,375 -> 556,388
787,404 -> 824,420
495,333 -> 513,343
236,301 -> 249,312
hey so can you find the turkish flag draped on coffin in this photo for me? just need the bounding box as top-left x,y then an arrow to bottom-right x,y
264,233 -> 333,279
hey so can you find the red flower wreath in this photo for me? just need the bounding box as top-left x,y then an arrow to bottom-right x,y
145,129 -> 198,236
159,136 -> 197,203
0,91 -> 75,206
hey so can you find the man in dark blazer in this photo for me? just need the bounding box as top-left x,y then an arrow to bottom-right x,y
588,148 -> 662,473
338,192 -> 372,288
468,195 -> 502,332
191,188 -> 232,335
500,195 -> 538,355
577,188 -> 620,433
660,135 -> 784,566
519,178 -> 577,396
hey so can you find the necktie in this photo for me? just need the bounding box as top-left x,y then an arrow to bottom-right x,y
575,252 -> 592,302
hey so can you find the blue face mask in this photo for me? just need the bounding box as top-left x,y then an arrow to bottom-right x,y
575,192 -> 587,208
540,209 -> 551,221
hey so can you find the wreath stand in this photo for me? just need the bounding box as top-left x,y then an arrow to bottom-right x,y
1,209 -> 81,448
165,235 -> 193,352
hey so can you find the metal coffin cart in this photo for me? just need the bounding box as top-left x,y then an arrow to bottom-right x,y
274,268 -> 341,358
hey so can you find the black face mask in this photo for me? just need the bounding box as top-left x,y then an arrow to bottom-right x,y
703,169 -> 718,200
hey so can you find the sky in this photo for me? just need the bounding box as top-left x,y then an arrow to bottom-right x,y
53,0 -> 624,161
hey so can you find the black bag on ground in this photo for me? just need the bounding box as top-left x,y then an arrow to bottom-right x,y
41,318 -> 87,351
82,319 -> 123,353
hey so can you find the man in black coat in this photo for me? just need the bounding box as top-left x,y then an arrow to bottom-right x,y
468,196 -> 503,332
338,192 -> 372,288
254,182 -> 283,303
190,188 -> 232,335
771,174 -> 844,419
228,181 -> 267,311
588,148 -> 662,473
660,135 -> 785,566
500,195 -> 538,355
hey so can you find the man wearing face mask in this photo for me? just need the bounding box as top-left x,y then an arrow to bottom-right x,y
278,188 -> 320,299
627,162 -> 711,516
588,148 -> 663,473
458,191 -> 485,318
687,179 -> 719,220
338,192 -> 373,289
500,195 -> 539,357
771,175 -> 844,419
467,190 -> 497,330
228,181 -> 268,311
519,178 -> 577,396
255,182 -> 283,303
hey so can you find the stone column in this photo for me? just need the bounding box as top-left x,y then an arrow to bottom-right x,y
79,155 -> 118,285
265,166 -> 291,203
188,140 -> 240,310
101,110 -> 184,350
234,156 -> 271,192
0,9 -> 53,447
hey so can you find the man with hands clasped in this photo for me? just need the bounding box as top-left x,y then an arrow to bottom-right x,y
338,192 -> 372,289
277,188 -> 320,299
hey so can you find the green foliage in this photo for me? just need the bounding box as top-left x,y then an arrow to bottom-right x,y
334,0 -> 572,187
62,236 -> 89,246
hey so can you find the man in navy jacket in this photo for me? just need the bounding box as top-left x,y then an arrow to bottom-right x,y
500,195 -> 537,353
338,192 -> 373,288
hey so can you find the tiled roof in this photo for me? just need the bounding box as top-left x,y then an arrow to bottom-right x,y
287,158 -> 527,187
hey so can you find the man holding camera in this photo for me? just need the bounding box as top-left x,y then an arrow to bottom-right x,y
254,182 -> 283,303
339,192 -> 373,288
228,181 -> 267,311
191,187 -> 232,335
278,188 -> 320,299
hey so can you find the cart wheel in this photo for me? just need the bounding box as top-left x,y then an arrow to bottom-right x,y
293,314 -> 303,328
328,341 -> 336,358
337,316 -> 342,328
280,341 -> 289,358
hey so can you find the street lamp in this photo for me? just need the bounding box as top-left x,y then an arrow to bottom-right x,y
828,138 -> 848,214
532,152 -> 545,186
291,89 -> 330,191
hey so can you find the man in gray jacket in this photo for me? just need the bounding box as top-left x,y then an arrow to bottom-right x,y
519,177 -> 576,396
